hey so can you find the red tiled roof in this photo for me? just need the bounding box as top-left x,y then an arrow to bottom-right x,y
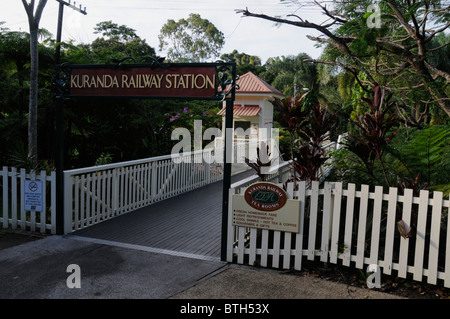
217,105 -> 261,116
236,72 -> 283,96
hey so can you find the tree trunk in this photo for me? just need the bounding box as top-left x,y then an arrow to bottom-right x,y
412,60 -> 450,118
424,82 -> 450,118
28,27 -> 39,160
22,0 -> 47,164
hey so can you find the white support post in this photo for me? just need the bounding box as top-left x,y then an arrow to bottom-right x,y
40,170 -> 47,233
20,169 -> 26,230
2,167 -> 8,229
63,171 -> 73,234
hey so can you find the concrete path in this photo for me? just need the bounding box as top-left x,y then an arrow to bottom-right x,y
0,235 -> 404,300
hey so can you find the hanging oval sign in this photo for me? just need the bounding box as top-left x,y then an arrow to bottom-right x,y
244,182 -> 287,212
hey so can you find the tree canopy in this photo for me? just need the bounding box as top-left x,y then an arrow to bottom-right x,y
158,13 -> 225,62
238,0 -> 450,120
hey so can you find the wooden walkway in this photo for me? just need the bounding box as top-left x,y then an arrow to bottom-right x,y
72,170 -> 254,260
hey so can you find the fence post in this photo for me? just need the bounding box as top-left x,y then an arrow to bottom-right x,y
112,168 -> 118,215
151,161 -> 157,201
2,167 -> 8,229
226,187 -> 237,262
30,170 -> 36,232
330,182 -> 343,264
40,170 -> 47,233
50,171 -> 56,234
205,149 -> 211,184
63,171 -> 73,234
20,168 -> 26,230
320,182 -> 333,263
445,196 -> 450,288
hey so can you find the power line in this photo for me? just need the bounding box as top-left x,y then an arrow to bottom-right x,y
55,0 -> 87,64
56,0 -> 87,15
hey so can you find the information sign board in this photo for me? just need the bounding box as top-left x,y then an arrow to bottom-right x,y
24,180 -> 43,212
232,182 -> 300,233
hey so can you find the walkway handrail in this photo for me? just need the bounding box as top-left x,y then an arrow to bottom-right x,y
64,148 -> 217,176
63,139 -> 265,176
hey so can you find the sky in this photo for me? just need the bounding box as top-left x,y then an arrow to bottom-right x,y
3,0 -> 326,64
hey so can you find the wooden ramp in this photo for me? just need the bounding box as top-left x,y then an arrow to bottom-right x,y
72,170 -> 254,260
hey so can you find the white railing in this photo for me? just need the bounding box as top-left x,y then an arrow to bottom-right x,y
63,148 -> 225,233
228,180 -> 450,288
0,167 -> 56,234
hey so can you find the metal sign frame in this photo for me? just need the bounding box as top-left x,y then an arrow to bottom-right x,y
53,61 -> 236,262
55,61 -> 236,101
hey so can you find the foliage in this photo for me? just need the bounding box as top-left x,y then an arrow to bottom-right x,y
261,53 -> 318,96
388,125 -> 450,194
270,94 -> 309,183
345,84 -> 399,187
270,94 -> 335,186
239,1 -> 450,122
292,103 -> 336,183
332,123 -> 450,194
271,94 -> 309,136
8,140 -> 53,173
95,153 -> 113,166
68,21 -> 157,64
94,21 -> 139,42
158,13 -> 224,62
220,50 -> 266,76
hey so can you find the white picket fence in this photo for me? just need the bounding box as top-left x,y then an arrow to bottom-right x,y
228,180 -> 450,288
0,167 -> 56,234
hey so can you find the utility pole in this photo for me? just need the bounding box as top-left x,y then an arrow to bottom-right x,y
55,0 -> 87,65
54,0 -> 86,235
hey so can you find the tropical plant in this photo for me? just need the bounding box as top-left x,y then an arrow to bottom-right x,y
389,125 -> 450,194
293,103 -> 336,184
270,92 -> 335,186
345,84 -> 399,187
244,142 -> 272,181
270,93 -> 309,184
262,53 -> 318,96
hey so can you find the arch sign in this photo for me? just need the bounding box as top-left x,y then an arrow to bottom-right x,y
54,61 -> 237,262
55,62 -> 235,101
